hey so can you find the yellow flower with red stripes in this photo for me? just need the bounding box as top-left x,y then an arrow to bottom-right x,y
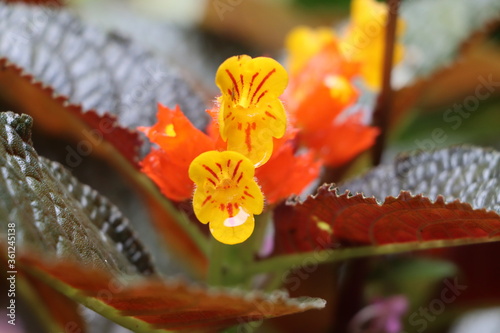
142,56 -> 320,245
215,55 -> 288,167
189,150 -> 264,245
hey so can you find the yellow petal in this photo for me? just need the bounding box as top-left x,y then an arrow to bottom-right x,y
286,26 -> 337,75
215,55 -> 288,166
209,212 -> 255,245
189,150 -> 264,229
222,99 -> 286,167
340,0 -> 406,90
216,55 -> 288,109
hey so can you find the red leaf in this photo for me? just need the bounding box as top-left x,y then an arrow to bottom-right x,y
22,273 -> 87,332
274,185 -> 500,254
19,254 -> 325,332
0,59 -> 142,166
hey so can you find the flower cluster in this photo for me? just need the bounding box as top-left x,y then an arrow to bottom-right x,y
283,0 -> 405,167
140,0 -> 404,245
140,56 -> 319,245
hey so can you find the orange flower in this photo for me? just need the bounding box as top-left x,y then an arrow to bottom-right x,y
215,55 -> 288,167
139,104 -> 215,201
256,142 -> 320,204
299,113 -> 380,167
189,150 -> 264,244
140,56 -> 323,244
285,27 -> 379,167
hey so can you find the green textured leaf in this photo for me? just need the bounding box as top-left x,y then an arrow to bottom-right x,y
0,111 -> 155,274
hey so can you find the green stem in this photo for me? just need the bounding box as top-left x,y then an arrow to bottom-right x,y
207,238 -> 228,286
137,173 -> 209,256
207,239 -> 252,287
207,212 -> 273,287
248,237 -> 500,275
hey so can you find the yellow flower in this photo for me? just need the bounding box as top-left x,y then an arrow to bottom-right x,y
215,55 -> 288,167
286,26 -> 338,75
340,0 -> 405,89
189,150 -> 264,245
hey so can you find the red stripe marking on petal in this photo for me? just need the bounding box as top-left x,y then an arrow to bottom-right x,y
265,111 -> 277,119
225,112 -> 233,119
207,178 -> 217,187
243,191 -> 255,199
256,90 -> 268,104
202,195 -> 212,206
203,165 -> 220,181
220,203 -> 225,211
227,159 -> 232,167
251,68 -> 276,104
237,172 -> 243,184
240,74 -> 244,89
226,69 -> 240,98
249,72 -> 259,97
216,163 -> 222,171
232,160 -> 243,179
227,202 -> 234,217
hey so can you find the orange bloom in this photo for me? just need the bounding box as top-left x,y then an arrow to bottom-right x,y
139,104 -> 215,201
256,142 -> 320,204
285,28 -> 379,167
299,113 -> 379,167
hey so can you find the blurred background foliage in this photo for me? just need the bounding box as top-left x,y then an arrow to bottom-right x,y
1,0 -> 500,332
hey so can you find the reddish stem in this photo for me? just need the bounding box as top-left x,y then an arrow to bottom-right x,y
372,0 -> 401,165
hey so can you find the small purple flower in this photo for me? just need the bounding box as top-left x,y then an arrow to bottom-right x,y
349,295 -> 409,333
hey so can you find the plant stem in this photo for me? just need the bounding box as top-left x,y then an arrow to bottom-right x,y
248,237 -> 496,275
207,238 -> 228,286
372,0 -> 401,166
207,212 -> 274,287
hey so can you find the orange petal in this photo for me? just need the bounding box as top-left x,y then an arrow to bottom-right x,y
285,43 -> 360,116
256,142 -> 321,204
301,113 -> 379,167
139,104 -> 215,201
291,78 -> 358,132
140,149 -> 194,201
